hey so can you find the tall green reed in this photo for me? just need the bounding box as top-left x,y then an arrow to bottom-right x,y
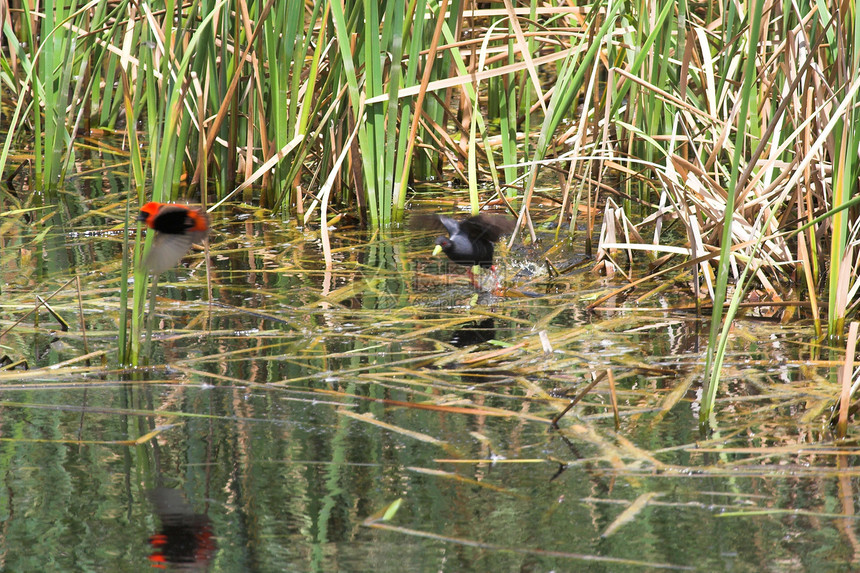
700,0 -> 766,427
129,3 -> 223,365
1,1 -> 600,230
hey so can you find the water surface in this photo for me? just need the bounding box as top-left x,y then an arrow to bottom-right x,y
0,167 -> 856,572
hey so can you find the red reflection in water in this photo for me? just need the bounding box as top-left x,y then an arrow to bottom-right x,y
147,488 -> 216,570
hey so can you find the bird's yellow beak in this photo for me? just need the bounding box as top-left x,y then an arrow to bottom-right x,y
432,244 -> 443,256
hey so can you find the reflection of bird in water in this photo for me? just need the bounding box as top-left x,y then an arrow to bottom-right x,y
447,318 -> 515,386
450,318 -> 496,347
147,488 -> 216,570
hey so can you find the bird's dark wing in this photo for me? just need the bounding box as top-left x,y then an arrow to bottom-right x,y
410,214 -> 446,232
410,214 -> 464,236
459,214 -> 516,242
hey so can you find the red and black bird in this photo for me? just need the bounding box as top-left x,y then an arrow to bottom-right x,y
137,202 -> 209,274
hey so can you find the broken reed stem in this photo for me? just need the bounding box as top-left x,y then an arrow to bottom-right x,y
837,321 -> 859,438
551,370 -> 607,427
607,368 -> 619,431
36,296 -> 69,331
0,276 -> 77,339
75,275 -> 90,364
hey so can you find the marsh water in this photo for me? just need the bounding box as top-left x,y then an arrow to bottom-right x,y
1,165 -> 859,572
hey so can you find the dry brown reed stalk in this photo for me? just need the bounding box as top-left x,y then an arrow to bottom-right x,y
589,10 -> 849,334
550,370 -> 606,427
74,275 -> 90,366
0,277 -> 76,340
836,322 -> 859,438
607,368 -> 619,431
189,0 -> 277,190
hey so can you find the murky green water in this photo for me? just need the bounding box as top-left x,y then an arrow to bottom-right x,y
1,163 -> 858,572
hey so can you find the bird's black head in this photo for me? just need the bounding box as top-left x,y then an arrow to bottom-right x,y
435,236 -> 452,251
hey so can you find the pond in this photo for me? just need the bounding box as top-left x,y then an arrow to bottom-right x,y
0,162 -> 857,572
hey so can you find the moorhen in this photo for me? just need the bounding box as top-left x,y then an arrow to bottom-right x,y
412,213 -> 515,269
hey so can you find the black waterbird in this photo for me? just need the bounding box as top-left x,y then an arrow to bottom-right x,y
412,213 -> 516,268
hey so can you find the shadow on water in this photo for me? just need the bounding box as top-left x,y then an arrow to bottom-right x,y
1,159 -> 859,571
